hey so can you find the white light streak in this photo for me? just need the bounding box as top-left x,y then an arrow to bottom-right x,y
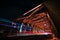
19,23 -> 23,32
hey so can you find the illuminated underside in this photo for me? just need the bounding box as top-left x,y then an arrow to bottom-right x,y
16,4 -> 57,36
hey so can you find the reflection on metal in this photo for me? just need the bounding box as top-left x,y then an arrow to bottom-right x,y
16,3 -> 57,36
16,5 -> 58,40
18,13 -> 52,34
23,4 -> 43,16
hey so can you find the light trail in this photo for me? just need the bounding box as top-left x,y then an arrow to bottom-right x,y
0,24 -> 17,29
0,18 -> 12,23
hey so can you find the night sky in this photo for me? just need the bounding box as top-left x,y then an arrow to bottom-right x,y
0,0 -> 45,21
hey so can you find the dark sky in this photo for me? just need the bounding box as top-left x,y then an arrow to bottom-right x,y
0,0 -> 45,21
